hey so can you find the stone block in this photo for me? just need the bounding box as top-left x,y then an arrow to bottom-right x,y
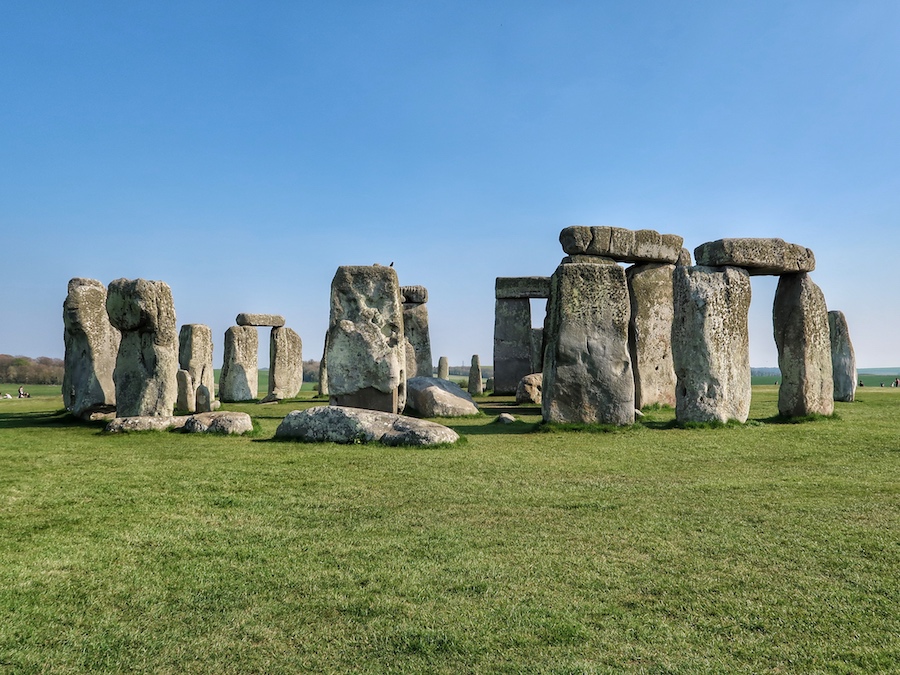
559,226 -> 683,263
828,310 -> 857,403
694,238 -> 815,275
495,276 -> 551,299
627,263 -> 677,408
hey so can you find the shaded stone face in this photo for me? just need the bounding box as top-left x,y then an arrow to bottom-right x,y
773,273 -> 834,417
694,238 -> 815,275
400,285 -> 428,304
403,300 -> 432,379
176,369 -> 194,412
493,298 -> 533,394
542,262 -> 635,425
627,263 -> 677,409
326,265 -> 406,414
468,354 -> 483,396
236,313 -> 285,327
268,326 -> 303,401
559,226 -> 683,264
437,356 -> 449,380
219,326 -> 258,402
672,266 -> 751,424
178,324 -> 214,412
495,277 -> 551,299
828,310 -> 857,403
106,278 -> 178,417
63,278 -> 120,419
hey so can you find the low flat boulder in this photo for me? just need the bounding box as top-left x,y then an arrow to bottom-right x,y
106,416 -> 187,432
236,312 -> 286,327
275,405 -> 459,446
182,411 -> 253,435
693,238 -> 815,275
559,226 -> 683,264
516,373 -> 543,404
405,376 -> 479,417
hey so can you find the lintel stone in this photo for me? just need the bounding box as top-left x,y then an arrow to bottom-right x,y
236,312 -> 286,327
495,276 -> 551,299
693,238 -> 815,275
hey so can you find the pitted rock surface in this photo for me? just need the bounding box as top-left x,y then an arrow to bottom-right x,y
236,313 -> 285,327
559,226 -> 683,264
275,406 -> 459,446
406,377 -> 479,417
694,238 -> 815,275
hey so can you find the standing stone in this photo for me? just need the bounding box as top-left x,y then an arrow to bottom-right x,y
468,355 -> 483,396
531,327 -> 544,373
219,326 -> 258,402
401,286 -> 433,379
196,384 -> 212,413
626,263 -> 677,408
493,298 -> 533,394
106,278 -> 178,417
828,310 -> 857,403
437,356 -> 449,380
326,265 -> 407,414
267,326 -> 303,401
318,332 -> 329,396
672,266 -> 751,424
176,369 -> 194,412
542,261 -> 634,425
63,278 -> 120,419
178,324 -> 215,413
773,273 -> 834,417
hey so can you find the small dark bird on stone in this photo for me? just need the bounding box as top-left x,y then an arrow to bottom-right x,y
389,262 -> 394,267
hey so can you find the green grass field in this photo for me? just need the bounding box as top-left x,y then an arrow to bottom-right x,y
1,386 -> 898,673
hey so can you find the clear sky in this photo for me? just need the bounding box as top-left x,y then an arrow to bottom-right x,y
2,1 -> 899,369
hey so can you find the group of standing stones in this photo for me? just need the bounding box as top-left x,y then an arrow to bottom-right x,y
494,226 -> 856,426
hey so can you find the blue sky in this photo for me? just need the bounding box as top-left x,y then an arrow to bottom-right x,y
2,1 -> 899,368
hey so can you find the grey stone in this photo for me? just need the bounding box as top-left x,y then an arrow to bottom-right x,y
63,278 -> 119,419
182,411 -> 253,435
318,332 -> 329,396
560,254 -> 618,265
406,376 -> 479,417
694,238 -> 816,276
496,413 -> 516,424
105,416 -> 186,433
672,266 -> 751,424
559,226 -> 684,263
326,265 -> 407,414
219,326 -> 258,402
275,405 -> 459,446
468,355 -> 483,396
516,373 -> 542,405
542,262 -> 635,425
626,263 -> 677,408
236,313 -> 285,327
176,369 -> 194,412
403,299 -> 432,379
178,324 -> 215,412
495,277 -> 551,299
531,328 -> 544,374
400,285 -> 428,304
828,310 -> 857,403
677,248 -> 692,266
195,384 -> 213,413
106,278 -> 178,417
773,273 -> 834,417
485,377 -> 494,391
268,326 -> 303,400
493,298 -> 533,394
437,356 -> 450,380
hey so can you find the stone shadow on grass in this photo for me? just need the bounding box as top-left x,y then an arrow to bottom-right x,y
0,408 -> 107,430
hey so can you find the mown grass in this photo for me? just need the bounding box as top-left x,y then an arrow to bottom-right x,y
0,386 -> 898,673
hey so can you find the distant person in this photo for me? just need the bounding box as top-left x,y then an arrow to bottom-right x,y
859,380 -> 865,386
17,387 -> 29,398
880,382 -> 885,388
2,392 -> 10,399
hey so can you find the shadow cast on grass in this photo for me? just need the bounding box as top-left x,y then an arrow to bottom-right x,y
0,409 -> 105,430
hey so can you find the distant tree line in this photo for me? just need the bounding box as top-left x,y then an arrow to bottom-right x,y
0,355 -> 65,384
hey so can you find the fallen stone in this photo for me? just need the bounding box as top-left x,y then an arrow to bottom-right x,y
182,411 -> 253,435
105,416 -> 186,433
694,238 -> 815,275
496,413 -> 516,424
559,226 -> 683,263
828,310 -> 857,403
406,376 -> 479,417
275,406 -> 459,446
516,373 -> 542,405
236,313 -> 285,327
495,277 -> 551,299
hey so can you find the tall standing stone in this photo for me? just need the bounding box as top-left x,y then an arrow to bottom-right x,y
268,326 -> 303,401
326,265 -> 407,414
773,273 -> 834,417
219,326 -> 258,402
63,278 -> 120,419
672,266 -> 752,424
626,263 -> 677,408
106,278 -> 178,417
542,260 -> 634,425
178,324 -> 215,413
494,277 -> 550,395
468,355 -> 483,396
176,369 -> 194,412
436,356 -> 449,380
401,285 -> 433,379
828,310 -> 857,403
531,327 -> 544,373
318,332 -> 329,396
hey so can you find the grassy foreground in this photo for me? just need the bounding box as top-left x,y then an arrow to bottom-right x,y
0,387 -> 898,673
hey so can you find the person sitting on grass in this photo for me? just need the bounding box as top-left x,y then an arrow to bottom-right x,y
17,387 -> 29,398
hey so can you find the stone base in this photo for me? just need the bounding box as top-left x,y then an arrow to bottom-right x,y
331,387 -> 399,414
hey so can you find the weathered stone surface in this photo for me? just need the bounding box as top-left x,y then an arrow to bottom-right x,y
531,328 -> 544,373
106,278 -> 178,417
182,411 -> 253,435
105,416 -> 186,433
179,324 -> 215,412
828,310 -> 857,403
516,373 -> 542,405
406,376 -> 479,417
468,355 -> 483,396
560,255 -> 618,265
677,248 -> 692,266
236,313 -> 285,327
437,356 -> 449,380
400,285 -> 428,304
326,265 -> 406,414
275,406 -> 459,446
176,369 -> 194,412
196,384 -> 213,413
485,377 -> 494,391
493,298 -> 533,394
268,326 -> 303,400
219,326 -> 258,402
694,238 -> 815,275
559,226 -> 683,264
542,263 -> 635,425
627,263 -> 677,408
63,278 -> 119,419
403,300 -> 433,379
774,274 -> 834,417
318,333 -> 329,396
496,412 -> 516,424
672,266 -> 751,424
495,277 -> 551,299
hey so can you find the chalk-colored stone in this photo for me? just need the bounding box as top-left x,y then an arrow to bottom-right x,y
275,406 -> 459,446
406,376 -> 479,417
219,326 -> 258,402
828,310 -> 857,403
516,373 -> 542,405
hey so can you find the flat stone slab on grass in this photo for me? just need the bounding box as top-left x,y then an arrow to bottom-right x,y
105,411 -> 252,434
275,405 -> 459,446
693,238 -> 815,275
559,226 -> 683,264
406,376 -> 479,417
236,313 -> 286,327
